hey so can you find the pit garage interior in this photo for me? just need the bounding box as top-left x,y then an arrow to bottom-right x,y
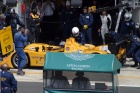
2,0 -> 140,45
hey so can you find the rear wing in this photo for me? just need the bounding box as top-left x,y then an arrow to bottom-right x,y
0,26 -> 14,56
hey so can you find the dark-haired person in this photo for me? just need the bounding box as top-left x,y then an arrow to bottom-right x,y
5,8 -> 25,37
61,0 -> 75,41
1,64 -> 17,93
72,71 -> 91,89
29,7 -> 41,43
0,14 -> 6,30
14,27 -> 27,75
79,7 -> 93,44
47,71 -> 70,88
98,10 -> 112,45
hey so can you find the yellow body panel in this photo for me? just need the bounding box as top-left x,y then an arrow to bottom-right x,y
0,52 -> 15,68
116,48 -> 126,59
0,26 -> 14,55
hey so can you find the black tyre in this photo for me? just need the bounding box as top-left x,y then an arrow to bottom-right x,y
11,53 -> 29,69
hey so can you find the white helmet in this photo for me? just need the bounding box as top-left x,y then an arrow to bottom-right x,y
72,27 -> 79,37
124,12 -> 132,21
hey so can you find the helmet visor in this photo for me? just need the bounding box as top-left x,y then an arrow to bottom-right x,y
73,33 -> 79,37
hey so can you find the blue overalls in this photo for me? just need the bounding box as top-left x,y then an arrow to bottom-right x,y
1,71 -> 17,93
5,13 -> 24,37
0,20 -> 4,30
120,19 -> 136,37
126,35 -> 140,63
79,13 -> 93,44
120,20 -> 136,52
132,35 -> 140,64
72,32 -> 85,45
14,32 -> 27,70
61,8 -> 75,41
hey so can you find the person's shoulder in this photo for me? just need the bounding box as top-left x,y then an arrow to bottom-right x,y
130,20 -> 135,24
79,32 -> 83,36
14,32 -> 21,37
6,71 -> 14,75
83,77 -> 89,80
88,13 -> 92,16
61,76 -> 68,80
51,2 -> 54,4
73,77 -> 79,80
80,14 -> 84,16
14,14 -> 19,18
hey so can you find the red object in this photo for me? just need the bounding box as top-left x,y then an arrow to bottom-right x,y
21,3 -> 25,13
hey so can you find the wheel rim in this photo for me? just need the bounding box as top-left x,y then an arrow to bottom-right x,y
12,53 -> 28,68
12,54 -> 18,67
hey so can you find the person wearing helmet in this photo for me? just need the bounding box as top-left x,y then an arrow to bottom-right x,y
79,6 -> 93,44
120,11 -> 136,37
5,8 -> 25,37
121,11 -> 137,67
71,27 -> 85,45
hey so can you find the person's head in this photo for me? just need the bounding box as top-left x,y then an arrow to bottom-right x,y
46,0 -> 51,3
83,7 -> 88,14
61,0 -> 66,7
32,7 -> 37,14
72,27 -> 79,37
9,8 -> 16,17
76,71 -> 84,77
0,14 -> 5,19
124,12 -> 132,21
55,71 -> 62,76
1,63 -> 10,71
93,0 -> 97,5
102,10 -> 107,15
37,1 -> 42,7
66,0 -> 70,9
18,26 -> 25,34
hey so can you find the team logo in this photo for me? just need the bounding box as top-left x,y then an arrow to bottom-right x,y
64,52 -> 95,61
3,35 -> 10,44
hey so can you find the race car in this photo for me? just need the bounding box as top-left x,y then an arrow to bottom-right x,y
1,37 -> 110,68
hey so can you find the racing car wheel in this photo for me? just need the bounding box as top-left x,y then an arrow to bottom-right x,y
11,53 -> 29,68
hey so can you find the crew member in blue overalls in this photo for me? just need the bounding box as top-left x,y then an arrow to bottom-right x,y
79,6 -> 93,44
71,27 -> 85,45
120,12 -> 136,39
1,64 -> 17,93
120,12 -> 136,57
131,35 -> 140,69
0,14 -> 6,30
126,23 -> 140,68
5,8 -> 25,37
14,27 -> 27,75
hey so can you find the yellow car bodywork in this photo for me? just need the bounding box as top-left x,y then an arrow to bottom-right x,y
1,37 -> 125,68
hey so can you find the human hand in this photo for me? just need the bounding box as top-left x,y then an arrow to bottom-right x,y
83,25 -> 88,30
3,27 -> 6,30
